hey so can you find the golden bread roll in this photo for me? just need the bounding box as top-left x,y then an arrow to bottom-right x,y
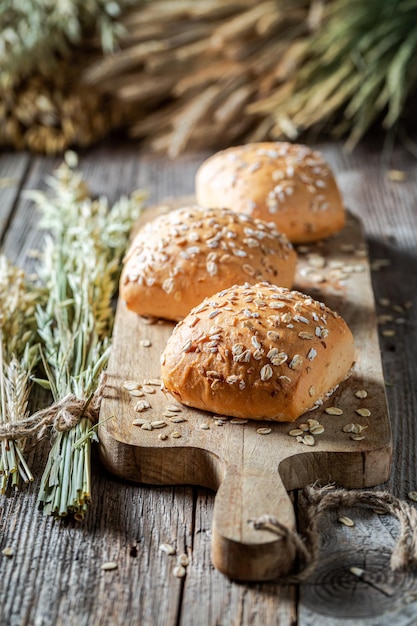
120,206 -> 296,321
161,283 -> 355,421
195,142 -> 345,243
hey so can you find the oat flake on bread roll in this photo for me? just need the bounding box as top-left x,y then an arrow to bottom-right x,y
161,283 -> 355,422
195,142 -> 345,243
120,206 -> 296,321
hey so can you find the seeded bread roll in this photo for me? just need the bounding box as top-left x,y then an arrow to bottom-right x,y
120,206 -> 296,321
195,142 -> 345,243
161,283 -> 354,421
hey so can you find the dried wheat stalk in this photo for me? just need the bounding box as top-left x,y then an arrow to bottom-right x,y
83,0 -> 312,156
4,0 -> 413,156
0,0 -> 313,155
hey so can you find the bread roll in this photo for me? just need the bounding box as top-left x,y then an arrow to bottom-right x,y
161,283 -> 354,421
120,206 -> 296,321
195,142 -> 345,243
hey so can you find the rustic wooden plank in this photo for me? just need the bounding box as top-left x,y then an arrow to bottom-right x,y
180,487 -> 298,626
297,141 -> 417,625
0,443 -> 194,626
0,151 -> 31,243
0,148 -> 198,626
1,155 -> 60,268
0,139 -> 416,625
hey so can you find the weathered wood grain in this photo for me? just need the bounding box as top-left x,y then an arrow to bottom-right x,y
297,142 -> 417,625
0,139 -> 416,625
0,152 -> 31,243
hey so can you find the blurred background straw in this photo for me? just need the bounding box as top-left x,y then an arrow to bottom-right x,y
1,0 -> 416,157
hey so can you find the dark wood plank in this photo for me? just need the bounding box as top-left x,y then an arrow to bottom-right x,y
0,148 -> 198,626
180,487 -> 298,626
297,141 -> 417,625
0,151 -> 31,243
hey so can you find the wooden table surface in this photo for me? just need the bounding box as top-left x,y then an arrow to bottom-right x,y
1,138 -> 417,626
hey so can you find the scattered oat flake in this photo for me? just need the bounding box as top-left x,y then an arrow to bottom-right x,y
342,423 -> 355,433
325,407 -> 343,416
307,419 -> 319,427
172,431 -> 182,438
173,565 -> 186,578
310,424 -> 324,435
382,329 -> 396,337
2,547 -> 14,557
178,554 -> 190,567
350,566 -> 365,578
289,428 -> 304,436
371,259 -> 391,271
148,378 -> 162,386
101,562 -> 118,571
159,543 -> 176,555
142,385 -> 156,394
200,423 -> 210,430
140,338 -> 152,347
372,507 -> 387,515
132,418 -> 147,426
171,416 -> 187,423
351,434 -> 365,441
257,427 -> 272,435
307,253 -> 326,269
298,423 -> 309,431
356,408 -> 371,417
166,405 -> 182,413
230,418 -> 248,424
159,433 -> 168,441
135,400 -> 151,412
378,297 -> 391,307
123,380 -> 140,391
355,389 -> 368,399
151,421 -> 167,429
354,424 -> 368,433
130,389 -> 145,397
338,516 -> 355,527
303,435 -> 315,446
378,314 -> 394,324
387,169 -> 406,182
408,491 -> 417,502
141,422 -> 152,430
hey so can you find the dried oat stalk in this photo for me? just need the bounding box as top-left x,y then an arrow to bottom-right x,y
0,257 -> 43,493
28,152 -> 146,519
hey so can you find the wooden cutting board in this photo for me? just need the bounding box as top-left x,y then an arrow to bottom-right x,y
98,199 -> 392,582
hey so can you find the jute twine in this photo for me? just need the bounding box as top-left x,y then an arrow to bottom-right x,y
252,484 -> 417,582
0,375 -> 106,441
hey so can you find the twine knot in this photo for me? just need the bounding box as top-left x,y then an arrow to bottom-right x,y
252,484 -> 417,582
0,374 -> 106,441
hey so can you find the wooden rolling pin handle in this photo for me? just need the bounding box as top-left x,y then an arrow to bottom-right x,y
211,462 -> 297,581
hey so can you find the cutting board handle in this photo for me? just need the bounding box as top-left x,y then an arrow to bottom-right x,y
211,462 -> 297,581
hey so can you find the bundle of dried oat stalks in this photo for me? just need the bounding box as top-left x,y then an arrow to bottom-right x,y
1,0 -> 416,156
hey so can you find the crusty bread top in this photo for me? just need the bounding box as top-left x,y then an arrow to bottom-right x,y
161,282 -> 355,421
120,205 -> 297,321
195,142 -> 345,243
